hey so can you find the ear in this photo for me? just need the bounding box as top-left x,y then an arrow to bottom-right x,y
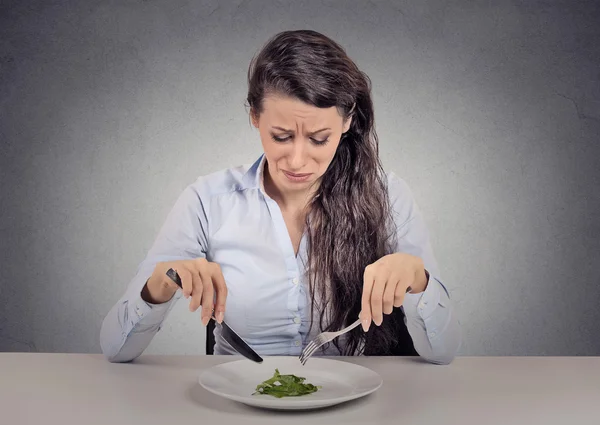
342,115 -> 352,134
250,108 -> 259,128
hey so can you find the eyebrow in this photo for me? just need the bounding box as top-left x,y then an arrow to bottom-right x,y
272,126 -> 331,135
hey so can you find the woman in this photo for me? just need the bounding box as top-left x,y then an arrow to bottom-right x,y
100,30 -> 461,364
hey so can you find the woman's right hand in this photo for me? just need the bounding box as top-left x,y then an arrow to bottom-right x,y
142,258 -> 227,325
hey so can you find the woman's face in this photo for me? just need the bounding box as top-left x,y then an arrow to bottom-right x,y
252,95 -> 351,194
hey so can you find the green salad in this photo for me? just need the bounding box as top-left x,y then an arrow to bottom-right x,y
252,369 -> 321,398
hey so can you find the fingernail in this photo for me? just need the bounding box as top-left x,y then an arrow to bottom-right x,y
201,316 -> 209,326
362,319 -> 370,332
216,311 -> 224,323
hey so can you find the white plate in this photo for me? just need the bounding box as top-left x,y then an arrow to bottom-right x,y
199,356 -> 382,410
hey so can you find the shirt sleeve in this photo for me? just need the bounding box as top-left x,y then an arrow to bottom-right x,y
387,172 -> 462,364
99,184 -> 210,362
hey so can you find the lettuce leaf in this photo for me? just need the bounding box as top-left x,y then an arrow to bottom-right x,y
252,369 -> 321,398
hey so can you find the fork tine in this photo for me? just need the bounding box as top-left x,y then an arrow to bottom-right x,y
299,341 -> 319,363
301,344 -> 318,361
298,345 -> 311,362
301,348 -> 318,365
300,338 -> 325,364
299,341 -> 316,362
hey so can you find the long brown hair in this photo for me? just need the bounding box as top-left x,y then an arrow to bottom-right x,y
246,30 -> 414,355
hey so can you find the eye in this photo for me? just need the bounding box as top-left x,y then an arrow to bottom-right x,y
271,135 -> 291,143
311,137 -> 329,146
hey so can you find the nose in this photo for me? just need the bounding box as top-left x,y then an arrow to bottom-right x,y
287,139 -> 307,171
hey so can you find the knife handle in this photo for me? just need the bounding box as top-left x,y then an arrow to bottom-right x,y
166,268 -> 216,321
166,267 -> 182,288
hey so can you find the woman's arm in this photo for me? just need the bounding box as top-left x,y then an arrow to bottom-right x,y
100,184 -> 210,362
387,172 -> 462,364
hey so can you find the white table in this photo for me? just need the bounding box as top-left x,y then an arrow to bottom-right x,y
1,353 -> 598,424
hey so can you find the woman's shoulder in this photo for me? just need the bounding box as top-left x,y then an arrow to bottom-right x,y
383,170 -> 415,203
185,158 -> 260,200
383,170 -> 419,224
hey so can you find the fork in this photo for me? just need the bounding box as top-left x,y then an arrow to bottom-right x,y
298,318 -> 362,365
299,286 -> 414,365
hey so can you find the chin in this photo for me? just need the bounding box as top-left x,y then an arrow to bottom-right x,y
281,178 -> 313,189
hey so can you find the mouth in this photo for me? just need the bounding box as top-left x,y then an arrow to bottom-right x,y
282,170 -> 312,182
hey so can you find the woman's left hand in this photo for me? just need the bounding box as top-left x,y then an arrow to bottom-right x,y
360,253 -> 429,331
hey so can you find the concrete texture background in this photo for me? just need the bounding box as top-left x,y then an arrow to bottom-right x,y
1,0 -> 599,356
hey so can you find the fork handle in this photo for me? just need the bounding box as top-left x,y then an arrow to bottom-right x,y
337,319 -> 363,335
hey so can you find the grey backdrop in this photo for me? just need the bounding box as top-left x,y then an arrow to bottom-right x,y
1,0 -> 599,356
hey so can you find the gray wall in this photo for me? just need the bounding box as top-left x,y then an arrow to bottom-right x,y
1,0 -> 599,356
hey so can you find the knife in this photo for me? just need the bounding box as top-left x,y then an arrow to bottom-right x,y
165,267 -> 263,363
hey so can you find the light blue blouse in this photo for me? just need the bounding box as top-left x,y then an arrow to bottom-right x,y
100,155 -> 461,364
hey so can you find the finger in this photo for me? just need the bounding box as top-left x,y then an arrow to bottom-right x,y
188,269 -> 203,312
370,271 -> 387,326
394,271 -> 412,307
193,258 -> 209,320
199,264 -> 214,326
210,263 -> 227,324
383,274 -> 399,314
178,267 -> 193,299
360,265 -> 375,332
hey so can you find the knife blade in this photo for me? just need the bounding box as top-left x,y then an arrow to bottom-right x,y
165,267 -> 263,363
219,320 -> 264,363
